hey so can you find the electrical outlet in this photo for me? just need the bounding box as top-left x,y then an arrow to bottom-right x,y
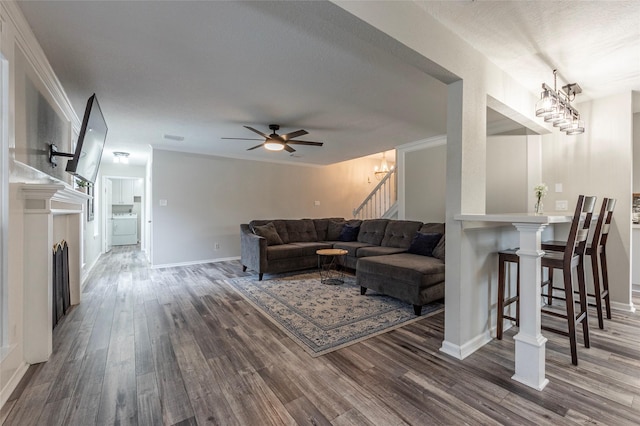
556,200 -> 568,211
314,200 -> 320,206
159,199 -> 167,206
215,243 -> 220,250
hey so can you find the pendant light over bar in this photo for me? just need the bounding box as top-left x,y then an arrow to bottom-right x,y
535,70 -> 585,135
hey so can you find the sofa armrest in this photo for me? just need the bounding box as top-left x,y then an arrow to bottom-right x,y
241,224 -> 267,273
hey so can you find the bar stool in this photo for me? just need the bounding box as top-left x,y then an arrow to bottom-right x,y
496,195 -> 596,365
541,198 -> 616,329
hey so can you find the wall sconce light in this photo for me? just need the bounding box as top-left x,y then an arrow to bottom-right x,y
113,151 -> 130,164
535,69 -> 584,135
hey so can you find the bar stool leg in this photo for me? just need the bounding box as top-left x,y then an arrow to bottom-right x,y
601,248 -> 612,320
590,249 -> 605,329
563,267 -> 579,366
497,254 -> 506,340
577,259 -> 590,348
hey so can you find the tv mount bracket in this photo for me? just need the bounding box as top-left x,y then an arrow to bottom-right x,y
48,143 -> 74,168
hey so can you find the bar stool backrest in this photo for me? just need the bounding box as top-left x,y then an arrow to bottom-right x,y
589,198 -> 609,251
564,195 -> 597,264
599,198 -> 617,249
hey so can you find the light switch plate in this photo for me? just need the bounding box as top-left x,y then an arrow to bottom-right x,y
556,200 -> 568,211
314,200 -> 320,206
555,183 -> 563,193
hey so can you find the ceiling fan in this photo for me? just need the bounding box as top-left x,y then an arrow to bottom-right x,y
222,124 -> 323,153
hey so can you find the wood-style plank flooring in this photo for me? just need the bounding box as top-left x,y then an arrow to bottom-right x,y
3,245 -> 640,425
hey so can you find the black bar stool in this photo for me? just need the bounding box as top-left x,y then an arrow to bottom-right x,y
542,198 -> 616,329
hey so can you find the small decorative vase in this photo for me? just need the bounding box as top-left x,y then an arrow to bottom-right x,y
534,199 -> 543,215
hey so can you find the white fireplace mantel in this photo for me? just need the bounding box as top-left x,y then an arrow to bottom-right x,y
19,183 -> 89,363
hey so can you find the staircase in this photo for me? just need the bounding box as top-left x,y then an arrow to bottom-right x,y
353,168 -> 398,220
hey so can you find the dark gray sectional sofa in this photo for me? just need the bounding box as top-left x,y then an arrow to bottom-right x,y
240,218 -> 445,315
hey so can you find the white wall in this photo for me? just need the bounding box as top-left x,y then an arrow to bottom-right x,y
486,135 -> 528,214
151,149 -> 382,267
403,143 -> 446,222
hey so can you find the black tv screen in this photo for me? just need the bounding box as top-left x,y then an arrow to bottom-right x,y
65,94 -> 107,184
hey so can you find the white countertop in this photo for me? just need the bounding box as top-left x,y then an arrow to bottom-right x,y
455,212 -> 573,225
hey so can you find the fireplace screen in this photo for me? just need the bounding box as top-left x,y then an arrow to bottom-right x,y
52,240 -> 70,328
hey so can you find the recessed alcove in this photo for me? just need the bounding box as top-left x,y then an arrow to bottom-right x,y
19,183 -> 89,363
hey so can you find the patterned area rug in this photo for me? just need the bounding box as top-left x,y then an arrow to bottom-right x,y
225,272 -> 443,357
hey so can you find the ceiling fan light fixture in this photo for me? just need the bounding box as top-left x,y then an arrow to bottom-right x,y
264,141 -> 285,151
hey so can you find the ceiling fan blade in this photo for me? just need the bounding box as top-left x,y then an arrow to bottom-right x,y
244,126 -> 270,139
284,144 -> 296,153
286,140 -> 323,147
281,129 -> 308,141
221,137 -> 264,141
246,143 -> 264,151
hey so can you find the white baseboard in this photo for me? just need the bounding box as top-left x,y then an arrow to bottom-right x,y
151,256 -> 240,269
439,331 -> 493,360
0,361 -> 28,410
80,254 -> 101,290
611,300 -> 636,313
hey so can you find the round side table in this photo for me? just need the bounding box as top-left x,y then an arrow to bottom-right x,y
316,248 -> 348,285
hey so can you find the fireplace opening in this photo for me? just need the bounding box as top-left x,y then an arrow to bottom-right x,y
52,240 -> 70,329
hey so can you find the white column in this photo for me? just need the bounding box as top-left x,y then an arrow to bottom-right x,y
512,222 -> 549,390
23,201 -> 54,363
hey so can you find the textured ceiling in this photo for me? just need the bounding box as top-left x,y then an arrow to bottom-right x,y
17,1 -> 447,166
417,1 -> 640,101
16,1 -> 640,167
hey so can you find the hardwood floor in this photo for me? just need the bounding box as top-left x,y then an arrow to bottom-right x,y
3,245 -> 640,425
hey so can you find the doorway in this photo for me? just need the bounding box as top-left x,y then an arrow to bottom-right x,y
102,176 -> 146,254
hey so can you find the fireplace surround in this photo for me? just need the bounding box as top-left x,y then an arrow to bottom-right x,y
19,183 -> 89,363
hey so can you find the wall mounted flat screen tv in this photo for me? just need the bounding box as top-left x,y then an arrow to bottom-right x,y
64,94 -> 108,184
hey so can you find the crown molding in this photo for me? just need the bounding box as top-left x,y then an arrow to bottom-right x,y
1,1 -> 81,132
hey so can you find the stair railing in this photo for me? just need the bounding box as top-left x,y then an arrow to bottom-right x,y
353,167 -> 397,220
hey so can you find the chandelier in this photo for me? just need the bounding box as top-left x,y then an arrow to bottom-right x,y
374,152 -> 391,180
535,69 -> 585,135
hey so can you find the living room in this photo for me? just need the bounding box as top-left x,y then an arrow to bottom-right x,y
1,1 -> 639,424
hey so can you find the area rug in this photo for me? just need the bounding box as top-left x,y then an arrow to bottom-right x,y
225,272 -> 443,357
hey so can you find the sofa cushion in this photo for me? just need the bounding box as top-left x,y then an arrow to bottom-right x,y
250,220 -> 289,243
407,232 -> 442,256
267,242 -> 331,260
252,222 -> 284,246
419,223 -> 445,235
326,220 -> 346,241
333,241 -> 374,257
313,218 -> 344,241
357,219 -> 389,245
432,235 -> 445,261
338,224 -> 360,241
356,246 -> 407,258
285,219 -> 318,242
357,253 -> 445,288
380,220 -> 422,248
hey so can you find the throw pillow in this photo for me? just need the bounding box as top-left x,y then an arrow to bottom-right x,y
408,232 -> 442,257
338,224 -> 360,242
253,222 -> 284,246
432,235 -> 445,261
326,220 -> 346,241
